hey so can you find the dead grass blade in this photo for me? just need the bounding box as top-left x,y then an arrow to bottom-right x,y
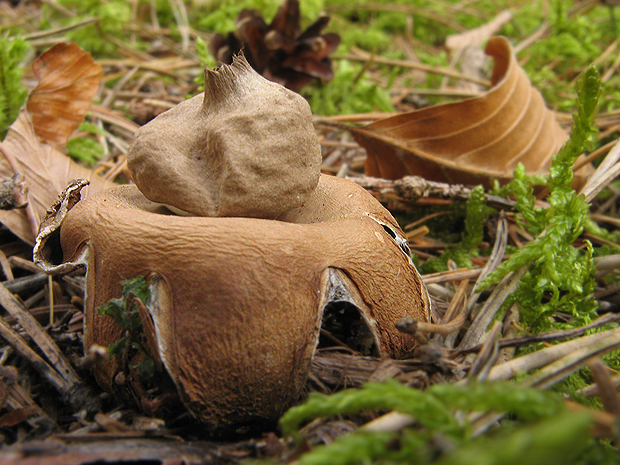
487,325 -> 620,383
580,137 -> 620,202
466,214 -> 508,310
465,320 -> 502,383
445,11 -> 513,52
458,266 -> 528,350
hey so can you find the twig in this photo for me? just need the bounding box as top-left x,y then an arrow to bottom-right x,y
48,275 -> 54,325
328,4 -> 469,32
466,320 -> 501,383
0,248 -> 13,281
421,267 -> 482,285
514,19 -> 549,54
469,324 -> 620,436
335,52 -> 491,86
486,325 -> 620,383
1,374 -> 57,431
396,312 -> 467,336
577,373 -> 620,398
1,273 -> 49,294
594,253 -> 620,277
346,175 -> 518,210
0,317 -> 66,392
457,266 -> 528,350
315,113 -> 398,123
368,325 -> 620,437
100,66 -> 140,109
396,88 -> 483,98
0,281 -> 100,413
515,0 -> 594,54
0,281 -> 80,386
589,359 -> 620,416
362,411 -> 415,433
20,16 -> 98,41
459,312 -> 620,355
405,212 -> 453,230
526,329 -> 620,389
90,104 -> 140,135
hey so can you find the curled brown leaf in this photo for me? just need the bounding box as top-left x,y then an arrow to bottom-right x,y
350,36 -> 593,188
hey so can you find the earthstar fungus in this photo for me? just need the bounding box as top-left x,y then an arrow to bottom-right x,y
34,56 -> 431,432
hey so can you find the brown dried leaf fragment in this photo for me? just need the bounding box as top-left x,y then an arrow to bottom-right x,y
0,406 -> 38,428
27,43 -> 103,148
0,110 -> 116,245
350,36 -> 594,188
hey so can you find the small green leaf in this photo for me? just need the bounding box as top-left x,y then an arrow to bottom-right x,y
131,357 -> 156,382
122,276 -> 151,305
97,298 -> 127,328
98,276 -> 156,380
107,336 -> 129,356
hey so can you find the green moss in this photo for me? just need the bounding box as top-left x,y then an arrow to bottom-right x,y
419,185 -> 492,273
304,60 -> 395,115
479,66 -> 601,333
66,121 -> 105,165
195,0 -> 324,36
279,380 -> 594,465
50,0 -> 132,56
0,35 -> 29,139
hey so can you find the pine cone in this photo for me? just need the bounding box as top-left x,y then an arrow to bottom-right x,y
210,0 -> 340,92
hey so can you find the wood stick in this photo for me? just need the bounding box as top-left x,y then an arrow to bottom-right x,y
0,282 -> 80,387
0,317 -> 66,392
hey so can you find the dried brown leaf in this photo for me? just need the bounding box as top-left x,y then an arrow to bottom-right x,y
350,36 -> 594,188
0,406 -> 38,427
0,44 -> 115,246
27,43 -> 103,148
0,111 -> 115,245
